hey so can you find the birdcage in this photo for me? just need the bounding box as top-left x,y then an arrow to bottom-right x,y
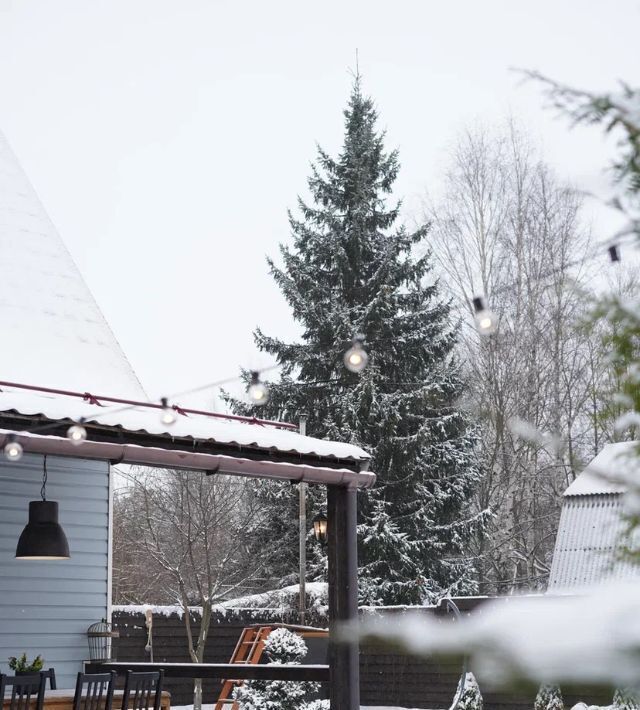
87,619 -> 119,661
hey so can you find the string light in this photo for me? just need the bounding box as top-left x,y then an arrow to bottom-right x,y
247,371 -> 269,405
472,296 -> 497,336
66,420 -> 87,446
160,398 -> 177,426
344,336 -> 369,373
608,244 -> 621,263
4,230 -> 637,444
4,435 -> 23,461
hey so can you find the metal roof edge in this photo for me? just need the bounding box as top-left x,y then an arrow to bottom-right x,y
0,429 -> 377,489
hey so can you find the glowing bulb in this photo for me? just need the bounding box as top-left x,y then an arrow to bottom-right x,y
248,372 -> 269,405
160,398 -> 177,426
4,436 -> 23,461
472,296 -> 497,336
344,338 -> 368,373
67,423 -> 87,446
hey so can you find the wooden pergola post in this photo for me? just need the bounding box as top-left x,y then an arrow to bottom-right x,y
327,483 -> 359,710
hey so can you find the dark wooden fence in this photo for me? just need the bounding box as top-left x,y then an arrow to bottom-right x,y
112,601 -> 609,709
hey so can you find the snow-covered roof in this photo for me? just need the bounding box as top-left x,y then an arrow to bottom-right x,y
563,442 -> 639,496
548,442 -> 640,592
0,384 -> 370,463
0,130 -> 145,398
220,582 -> 328,610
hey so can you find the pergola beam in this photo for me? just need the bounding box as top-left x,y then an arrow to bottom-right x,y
327,484 -> 360,710
87,662 -> 329,682
0,427 -> 375,489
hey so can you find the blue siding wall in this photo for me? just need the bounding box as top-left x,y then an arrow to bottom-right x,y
0,454 -> 110,687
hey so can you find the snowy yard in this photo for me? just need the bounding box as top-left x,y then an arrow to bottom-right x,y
172,706 -> 419,710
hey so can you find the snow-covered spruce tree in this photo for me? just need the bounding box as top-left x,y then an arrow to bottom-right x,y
232,627 -> 328,710
230,77 -> 484,604
457,672 -> 484,710
535,684 -> 564,710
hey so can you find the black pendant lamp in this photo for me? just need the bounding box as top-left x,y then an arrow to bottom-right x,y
15,456 -> 70,560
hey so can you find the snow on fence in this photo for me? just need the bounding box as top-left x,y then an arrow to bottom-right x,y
112,598 -> 610,709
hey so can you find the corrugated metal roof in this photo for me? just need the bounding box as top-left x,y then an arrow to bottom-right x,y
0,384 -> 370,463
564,442 -> 638,496
548,442 -> 640,592
547,494 -> 640,592
0,130 -> 145,398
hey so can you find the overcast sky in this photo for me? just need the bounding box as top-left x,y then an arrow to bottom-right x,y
0,0 -> 637,409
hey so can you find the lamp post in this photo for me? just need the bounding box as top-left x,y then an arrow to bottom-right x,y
299,414 -> 307,625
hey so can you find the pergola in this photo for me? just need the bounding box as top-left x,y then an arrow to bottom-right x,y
0,380 -> 375,710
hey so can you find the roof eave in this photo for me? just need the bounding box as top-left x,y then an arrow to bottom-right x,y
0,411 -> 370,473
0,429 -> 376,489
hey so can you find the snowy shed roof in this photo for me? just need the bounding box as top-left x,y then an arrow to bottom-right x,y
0,382 -> 375,487
548,442 -> 640,592
0,383 -> 369,462
563,442 -> 637,496
0,130 -> 144,398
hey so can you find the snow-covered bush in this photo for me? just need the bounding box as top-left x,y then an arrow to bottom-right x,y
613,688 -> 639,710
233,628 -> 329,710
535,684 -> 564,710
263,627 -> 307,662
567,688 -> 638,710
457,672 -> 483,710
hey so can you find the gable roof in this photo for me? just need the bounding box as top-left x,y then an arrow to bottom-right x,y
0,130 -> 145,398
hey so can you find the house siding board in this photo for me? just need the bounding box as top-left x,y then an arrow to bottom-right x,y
0,453 -> 109,687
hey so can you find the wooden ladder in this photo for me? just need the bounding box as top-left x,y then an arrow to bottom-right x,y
214,625 -> 273,710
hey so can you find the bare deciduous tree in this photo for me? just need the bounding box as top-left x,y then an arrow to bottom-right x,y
425,121 -> 634,593
113,468 -> 269,710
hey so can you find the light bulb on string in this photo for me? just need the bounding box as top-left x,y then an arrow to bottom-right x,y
160,398 -> 177,426
344,336 -> 368,373
608,244 -> 621,263
473,296 -> 497,336
67,420 -> 87,446
247,371 -> 269,405
4,435 -> 23,461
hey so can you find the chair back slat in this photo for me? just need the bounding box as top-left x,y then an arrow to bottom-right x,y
0,673 -> 46,710
40,669 -> 56,691
121,671 -> 164,710
72,671 -> 116,710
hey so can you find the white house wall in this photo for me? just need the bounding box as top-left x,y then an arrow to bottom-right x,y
0,453 -> 109,686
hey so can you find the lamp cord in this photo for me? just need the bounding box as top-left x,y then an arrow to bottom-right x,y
41,455 -> 47,501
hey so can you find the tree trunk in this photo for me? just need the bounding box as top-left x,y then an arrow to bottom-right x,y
192,600 -> 212,710
193,679 -> 202,710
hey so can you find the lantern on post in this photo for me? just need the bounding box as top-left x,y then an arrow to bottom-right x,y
312,512 -> 328,546
87,619 -> 119,662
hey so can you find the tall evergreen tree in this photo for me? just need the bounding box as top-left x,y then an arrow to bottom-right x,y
232,78 -> 484,605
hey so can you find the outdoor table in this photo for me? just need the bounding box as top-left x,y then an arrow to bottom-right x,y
2,689 -> 171,710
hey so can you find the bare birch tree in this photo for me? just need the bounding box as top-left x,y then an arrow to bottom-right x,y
113,468 -> 269,710
425,121 -> 629,593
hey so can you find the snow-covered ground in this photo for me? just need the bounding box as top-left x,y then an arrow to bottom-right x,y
172,706 -> 419,710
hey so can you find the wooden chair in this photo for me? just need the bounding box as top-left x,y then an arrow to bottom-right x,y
43,668 -> 57,690
72,671 -> 116,710
120,670 -> 164,710
0,672 -> 47,710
